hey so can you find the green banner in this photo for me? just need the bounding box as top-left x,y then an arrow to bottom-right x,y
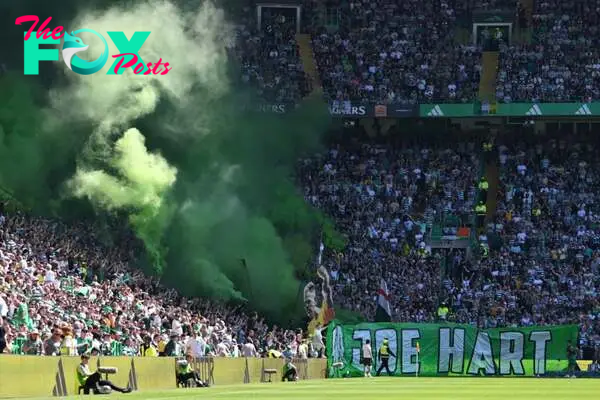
327,321 -> 578,377
420,102 -> 600,117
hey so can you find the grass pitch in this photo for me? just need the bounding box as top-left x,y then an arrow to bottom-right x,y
26,377 -> 600,400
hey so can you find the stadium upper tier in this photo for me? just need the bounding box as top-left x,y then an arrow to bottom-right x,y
310,0 -> 482,104
232,0 -> 309,103
232,0 -> 600,104
496,0 -> 600,102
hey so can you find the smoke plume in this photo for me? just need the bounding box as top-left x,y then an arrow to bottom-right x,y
0,0 -> 333,322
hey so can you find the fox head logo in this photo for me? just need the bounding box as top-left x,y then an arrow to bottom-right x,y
62,31 -> 89,70
61,29 -> 109,75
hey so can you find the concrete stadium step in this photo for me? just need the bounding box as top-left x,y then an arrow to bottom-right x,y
316,1 -> 327,27
478,51 -> 499,103
296,33 -> 321,95
515,0 -> 534,44
454,28 -> 470,45
519,0 -> 534,27
484,158 -> 499,223
514,27 -> 532,45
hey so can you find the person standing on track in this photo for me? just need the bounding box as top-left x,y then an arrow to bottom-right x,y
566,340 -> 578,378
362,339 -> 373,377
376,338 -> 396,376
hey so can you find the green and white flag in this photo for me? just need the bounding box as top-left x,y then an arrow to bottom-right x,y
13,302 -> 34,330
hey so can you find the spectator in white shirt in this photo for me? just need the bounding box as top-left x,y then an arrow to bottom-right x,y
242,339 -> 257,358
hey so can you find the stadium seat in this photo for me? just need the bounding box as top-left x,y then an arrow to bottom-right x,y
262,369 -> 277,382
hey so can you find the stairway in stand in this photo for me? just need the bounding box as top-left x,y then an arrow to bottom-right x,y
478,52 -> 499,104
296,33 -> 322,95
515,0 -> 535,43
484,158 -> 499,223
518,0 -> 534,28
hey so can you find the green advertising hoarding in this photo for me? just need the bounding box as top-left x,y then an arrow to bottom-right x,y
327,321 -> 578,377
420,102 -> 600,117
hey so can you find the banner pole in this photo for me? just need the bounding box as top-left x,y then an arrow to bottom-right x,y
416,342 -> 420,377
416,351 -> 419,377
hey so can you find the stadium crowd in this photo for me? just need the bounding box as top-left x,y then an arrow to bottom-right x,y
2,0 -> 600,365
233,1 -> 309,103
0,213 -> 323,358
300,131 -> 599,358
497,0 -> 600,102
442,143 -> 600,336
484,137 -> 600,347
232,0 -> 600,105
298,135 -> 480,320
310,0 -> 482,104
2,132 -> 599,360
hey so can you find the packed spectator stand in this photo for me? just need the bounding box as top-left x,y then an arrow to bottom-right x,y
0,213 -> 321,359
497,0 -> 600,102
300,129 -> 600,361
310,0 -> 482,104
489,135 -> 600,356
1,0 -> 600,367
233,0 -> 310,103
298,133 -> 480,320
2,131 -> 599,361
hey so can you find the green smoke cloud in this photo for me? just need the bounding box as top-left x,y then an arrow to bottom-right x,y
69,128 -> 177,270
70,128 -> 177,212
0,0 -> 334,323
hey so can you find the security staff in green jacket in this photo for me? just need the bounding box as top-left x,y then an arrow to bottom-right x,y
376,339 -> 396,376
282,358 -> 299,382
475,201 -> 487,228
475,202 -> 487,214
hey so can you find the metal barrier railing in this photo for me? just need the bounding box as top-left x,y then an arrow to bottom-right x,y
190,357 -> 215,385
188,357 -> 315,385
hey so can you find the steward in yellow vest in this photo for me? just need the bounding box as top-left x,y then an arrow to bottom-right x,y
77,353 -> 131,394
475,202 -> 487,228
480,243 -> 489,258
176,355 -> 208,387
478,177 -> 489,191
376,339 -> 396,376
475,202 -> 487,215
140,336 -> 158,357
437,303 -> 449,320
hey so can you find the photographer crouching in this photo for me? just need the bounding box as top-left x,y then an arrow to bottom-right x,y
281,358 -> 299,382
77,354 -> 132,394
176,354 -> 209,388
